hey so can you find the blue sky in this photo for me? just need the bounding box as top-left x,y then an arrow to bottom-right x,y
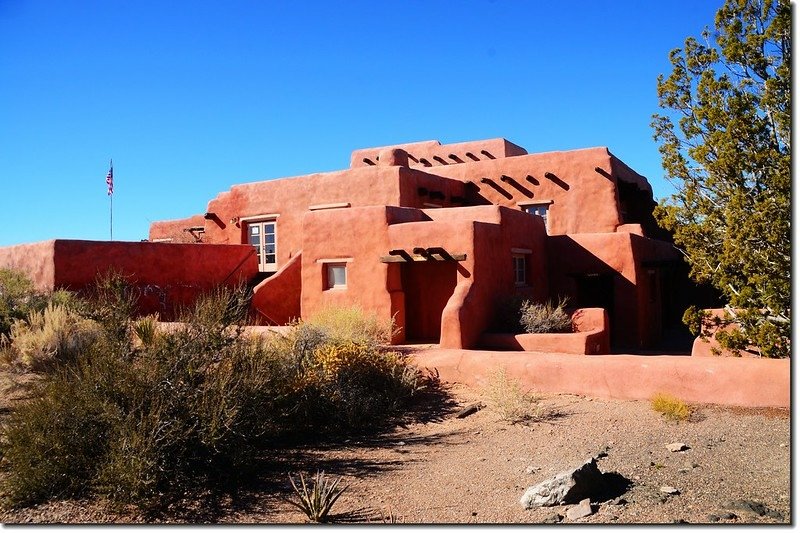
0,0 -> 727,246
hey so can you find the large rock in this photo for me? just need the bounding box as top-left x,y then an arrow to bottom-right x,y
520,458 -> 606,509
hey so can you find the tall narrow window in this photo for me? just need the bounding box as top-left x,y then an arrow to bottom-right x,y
513,254 -> 527,286
247,220 -> 277,272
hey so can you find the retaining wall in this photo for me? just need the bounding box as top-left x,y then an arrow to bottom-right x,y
411,348 -> 789,408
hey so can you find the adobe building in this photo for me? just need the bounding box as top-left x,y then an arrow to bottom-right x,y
0,138 -> 707,352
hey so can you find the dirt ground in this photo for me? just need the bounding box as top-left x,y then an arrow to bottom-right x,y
0,370 -> 790,525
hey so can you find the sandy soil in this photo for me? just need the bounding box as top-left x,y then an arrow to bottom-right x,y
0,372 -> 790,524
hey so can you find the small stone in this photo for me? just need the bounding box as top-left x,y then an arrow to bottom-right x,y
397,441 -> 406,446
566,498 -> 593,520
660,486 -> 680,495
672,519 -> 690,524
779,443 -> 786,447
722,499 -> 766,516
666,442 -> 689,452
766,509 -> 783,520
541,513 -> 563,523
478,457 -> 486,461
456,402 -> 483,418
610,496 -> 627,506
678,468 -> 690,474
721,512 -> 737,520
471,512 -> 477,517
707,514 -> 720,522
524,465 -> 540,474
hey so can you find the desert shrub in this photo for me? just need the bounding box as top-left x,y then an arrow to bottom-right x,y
650,393 -> 692,422
484,367 -> 545,424
520,297 -> 573,334
297,340 -> 420,431
0,285 -> 290,509
0,289 -> 425,510
265,322 -> 421,434
1,303 -> 102,371
82,270 -> 140,349
0,269 -> 47,338
305,305 -> 397,347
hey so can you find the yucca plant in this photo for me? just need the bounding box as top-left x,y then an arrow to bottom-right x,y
287,470 -> 347,523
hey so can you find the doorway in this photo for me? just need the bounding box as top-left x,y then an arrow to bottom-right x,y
401,261 -> 458,343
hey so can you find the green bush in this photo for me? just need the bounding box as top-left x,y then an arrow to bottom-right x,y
520,297 -> 573,334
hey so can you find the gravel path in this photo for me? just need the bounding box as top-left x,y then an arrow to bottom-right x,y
0,378 -> 790,524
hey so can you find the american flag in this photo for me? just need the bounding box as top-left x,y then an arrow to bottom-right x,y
106,161 -> 113,196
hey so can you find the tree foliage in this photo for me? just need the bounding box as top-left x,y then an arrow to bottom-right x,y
652,0 -> 790,357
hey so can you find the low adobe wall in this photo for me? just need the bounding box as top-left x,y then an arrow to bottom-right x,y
0,239 -> 259,319
480,308 -> 609,354
411,349 -> 789,408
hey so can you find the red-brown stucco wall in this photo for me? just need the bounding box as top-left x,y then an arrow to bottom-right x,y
0,240 -> 57,291
420,147 -> 624,235
0,240 -> 259,319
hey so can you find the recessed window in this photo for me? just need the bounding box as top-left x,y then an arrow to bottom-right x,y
326,263 -> 347,289
521,203 -> 551,232
513,254 -> 527,286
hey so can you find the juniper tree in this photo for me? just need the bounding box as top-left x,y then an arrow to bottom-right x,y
651,0 -> 790,357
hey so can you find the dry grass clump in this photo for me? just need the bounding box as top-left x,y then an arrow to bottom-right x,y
1,304 -> 101,371
484,367 -> 546,424
305,305 -> 398,346
520,297 -> 573,334
651,392 -> 692,422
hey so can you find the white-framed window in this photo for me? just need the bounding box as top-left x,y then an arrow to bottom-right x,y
511,248 -> 532,287
326,263 -> 347,289
247,219 -> 278,273
513,254 -> 527,286
520,202 -> 551,232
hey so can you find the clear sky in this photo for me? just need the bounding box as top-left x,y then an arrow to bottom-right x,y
0,0 -> 727,246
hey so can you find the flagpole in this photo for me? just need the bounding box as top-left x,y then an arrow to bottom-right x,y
110,193 -> 113,241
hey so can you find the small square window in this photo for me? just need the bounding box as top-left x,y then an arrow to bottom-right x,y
326,263 -> 347,289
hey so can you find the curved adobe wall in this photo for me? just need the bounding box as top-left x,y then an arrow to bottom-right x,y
251,252 -> 302,325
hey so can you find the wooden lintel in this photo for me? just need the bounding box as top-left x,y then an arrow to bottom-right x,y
380,252 -> 467,263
